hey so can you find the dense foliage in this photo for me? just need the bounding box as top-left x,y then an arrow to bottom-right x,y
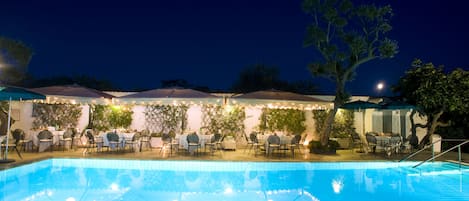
259,108 -> 306,135
393,59 -> 469,146
144,105 -> 188,134
313,109 -> 354,138
303,0 -> 398,145
201,105 -> 245,136
32,103 -> 82,130
91,105 -> 133,132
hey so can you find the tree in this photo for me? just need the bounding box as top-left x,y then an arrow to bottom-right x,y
231,64 -> 318,94
0,36 -> 33,85
394,59 -> 469,147
27,75 -> 117,91
302,0 -> 398,146
231,64 -> 285,93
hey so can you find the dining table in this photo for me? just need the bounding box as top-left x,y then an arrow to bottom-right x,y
259,134 -> 293,156
99,132 -> 136,147
176,133 -> 213,150
30,130 -> 65,152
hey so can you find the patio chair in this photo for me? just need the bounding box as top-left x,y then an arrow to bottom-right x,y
70,128 -> 81,149
206,133 -> 223,155
12,129 -> 32,152
244,132 -> 255,153
187,132 -> 200,155
94,135 -> 104,152
84,130 -> 95,151
139,132 -> 152,152
106,132 -> 120,151
37,130 -> 53,152
159,133 -> 172,153
124,133 -> 139,152
286,134 -> 302,157
248,132 -> 264,156
365,133 -> 377,153
351,132 -> 363,152
267,134 -> 281,157
59,128 -> 74,151
1,135 -> 23,159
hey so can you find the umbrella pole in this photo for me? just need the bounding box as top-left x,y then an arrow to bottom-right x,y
4,97 -> 12,159
1,98 -> 12,161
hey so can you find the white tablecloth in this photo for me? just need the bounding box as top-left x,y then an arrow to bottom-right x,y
31,130 -> 65,146
100,132 -> 135,147
261,134 -> 293,155
176,134 -> 213,149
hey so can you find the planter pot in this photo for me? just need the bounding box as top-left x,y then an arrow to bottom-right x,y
150,137 -> 163,148
311,147 -> 336,154
336,138 -> 351,149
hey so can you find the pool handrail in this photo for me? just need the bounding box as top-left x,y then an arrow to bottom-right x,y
412,139 -> 469,168
399,138 -> 442,162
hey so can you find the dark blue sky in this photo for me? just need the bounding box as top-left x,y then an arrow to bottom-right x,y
1,0 -> 469,95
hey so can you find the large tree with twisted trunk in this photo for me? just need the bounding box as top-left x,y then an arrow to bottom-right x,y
302,0 -> 398,146
394,59 -> 469,147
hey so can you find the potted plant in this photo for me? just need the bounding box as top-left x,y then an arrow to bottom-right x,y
308,140 -> 339,154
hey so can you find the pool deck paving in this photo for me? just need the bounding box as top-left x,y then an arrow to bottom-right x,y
2,145 -> 468,170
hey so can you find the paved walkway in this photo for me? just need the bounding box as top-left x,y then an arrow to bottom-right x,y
1,146 -> 468,170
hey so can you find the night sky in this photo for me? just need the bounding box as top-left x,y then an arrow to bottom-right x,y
1,0 -> 469,96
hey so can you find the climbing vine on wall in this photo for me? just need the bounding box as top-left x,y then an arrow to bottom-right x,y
32,103 -> 82,130
259,108 -> 306,134
91,105 -> 133,132
312,109 -> 354,138
144,105 -> 188,134
201,105 -> 245,136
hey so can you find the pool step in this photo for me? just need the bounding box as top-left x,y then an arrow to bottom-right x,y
405,162 -> 469,176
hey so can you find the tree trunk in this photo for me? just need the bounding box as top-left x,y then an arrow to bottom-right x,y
319,80 -> 346,146
419,110 -> 444,147
320,106 -> 338,146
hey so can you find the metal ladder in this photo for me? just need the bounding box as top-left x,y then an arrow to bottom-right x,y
399,139 -> 468,168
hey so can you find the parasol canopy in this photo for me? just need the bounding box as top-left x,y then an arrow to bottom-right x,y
0,85 -> 46,163
340,100 -> 381,110
117,87 -> 220,105
30,84 -> 114,104
232,89 -> 330,110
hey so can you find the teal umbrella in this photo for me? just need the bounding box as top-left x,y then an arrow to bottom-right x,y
341,100 -> 381,110
340,101 -> 381,153
0,85 -> 45,163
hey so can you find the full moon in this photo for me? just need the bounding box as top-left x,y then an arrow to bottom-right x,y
376,82 -> 384,90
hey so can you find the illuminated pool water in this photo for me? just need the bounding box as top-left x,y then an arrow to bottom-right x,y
0,159 -> 468,201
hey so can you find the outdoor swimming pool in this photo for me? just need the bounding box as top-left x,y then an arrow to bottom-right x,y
0,159 -> 468,201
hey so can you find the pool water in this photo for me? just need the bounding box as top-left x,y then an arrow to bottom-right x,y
1,159 -> 468,201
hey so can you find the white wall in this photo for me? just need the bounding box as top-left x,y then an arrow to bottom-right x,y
187,105 -> 202,133
10,102 -> 34,132
10,102 -> 89,133
243,106 -> 261,135
130,105 -> 146,131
